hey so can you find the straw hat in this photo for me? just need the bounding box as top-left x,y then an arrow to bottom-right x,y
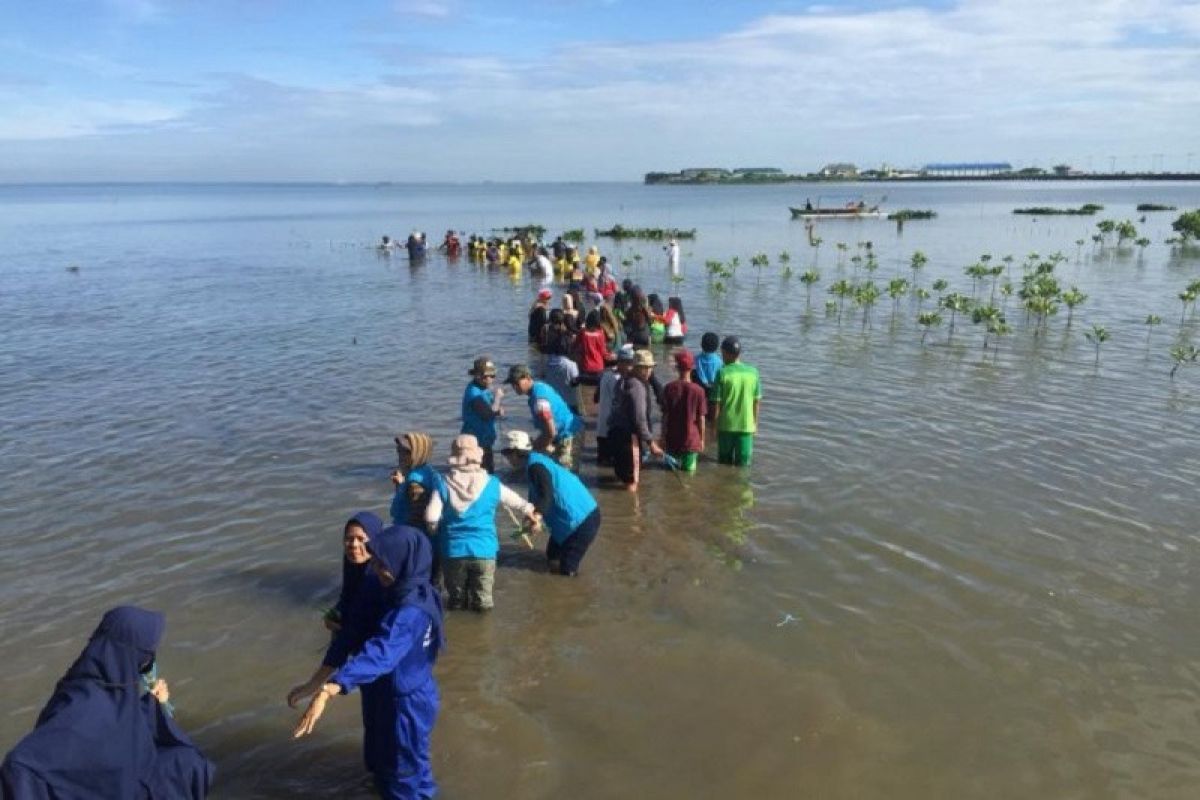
633,350 -> 656,368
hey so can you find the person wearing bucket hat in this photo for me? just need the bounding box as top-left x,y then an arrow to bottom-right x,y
504,364 -> 583,469
711,335 -> 761,466
500,430 -> 601,576
607,348 -> 663,491
461,357 -> 505,473
661,349 -> 707,473
425,435 -> 539,611
593,344 -> 634,466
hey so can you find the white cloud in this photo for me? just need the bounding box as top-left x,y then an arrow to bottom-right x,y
0,99 -> 183,140
394,0 -> 455,19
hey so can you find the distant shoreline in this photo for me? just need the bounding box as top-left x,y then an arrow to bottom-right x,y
644,173 -> 1200,186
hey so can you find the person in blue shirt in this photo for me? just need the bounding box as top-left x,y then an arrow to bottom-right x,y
504,363 -> 583,469
693,331 -> 724,420
460,357 -> 505,473
293,524 -> 444,800
500,429 -> 601,576
390,431 -> 444,528
425,435 -> 540,611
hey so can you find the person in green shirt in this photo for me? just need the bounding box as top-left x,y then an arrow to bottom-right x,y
710,336 -> 761,466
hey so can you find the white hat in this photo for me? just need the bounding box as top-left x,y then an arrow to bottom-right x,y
501,429 -> 533,453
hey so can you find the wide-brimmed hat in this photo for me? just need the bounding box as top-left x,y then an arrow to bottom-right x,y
500,429 -> 533,453
469,357 -> 496,377
634,350 -> 656,368
504,364 -> 533,385
448,434 -> 485,467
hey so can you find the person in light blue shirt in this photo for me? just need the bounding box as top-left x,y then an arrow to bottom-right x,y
504,364 -> 583,469
460,357 -> 505,473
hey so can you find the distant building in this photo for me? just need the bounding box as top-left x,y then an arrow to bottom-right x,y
818,162 -> 859,178
922,162 -> 1012,177
680,167 -> 732,180
732,167 -> 783,176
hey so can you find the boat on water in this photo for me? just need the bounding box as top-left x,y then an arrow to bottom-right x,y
790,203 -> 883,219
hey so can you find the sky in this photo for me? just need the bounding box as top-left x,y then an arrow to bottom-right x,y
0,0 -> 1198,182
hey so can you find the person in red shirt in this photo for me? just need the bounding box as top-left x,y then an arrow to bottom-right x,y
660,349 -> 707,472
574,311 -> 611,388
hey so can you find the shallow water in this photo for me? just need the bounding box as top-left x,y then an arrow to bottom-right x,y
2,181 -> 1199,798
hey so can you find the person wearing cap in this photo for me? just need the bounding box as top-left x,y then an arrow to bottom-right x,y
500,430 -> 601,576
607,349 -> 663,491
461,357 -> 505,473
661,349 -> 707,473
504,364 -> 583,469
593,344 -> 634,466
425,435 -> 540,611
710,336 -> 761,466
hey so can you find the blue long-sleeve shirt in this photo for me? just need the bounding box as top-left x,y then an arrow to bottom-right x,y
332,605 -> 437,697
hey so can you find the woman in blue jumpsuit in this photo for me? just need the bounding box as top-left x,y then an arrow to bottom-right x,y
294,524 -> 444,799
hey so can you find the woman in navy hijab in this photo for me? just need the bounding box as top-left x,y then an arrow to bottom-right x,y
1,606 -> 214,799
293,524 -> 443,800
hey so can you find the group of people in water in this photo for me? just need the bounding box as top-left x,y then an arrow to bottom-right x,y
1,231 -> 761,800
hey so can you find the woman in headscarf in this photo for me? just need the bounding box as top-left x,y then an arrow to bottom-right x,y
288,511 -> 389,709
425,435 -> 539,611
1,606 -> 214,799
390,433 -> 441,528
294,525 -> 444,800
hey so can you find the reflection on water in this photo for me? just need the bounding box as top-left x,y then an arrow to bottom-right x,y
1,182 -> 1199,798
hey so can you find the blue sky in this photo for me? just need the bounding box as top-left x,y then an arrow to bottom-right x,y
1,0 -> 1197,181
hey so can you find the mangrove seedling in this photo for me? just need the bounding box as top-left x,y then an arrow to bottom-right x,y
828,279 -> 853,322
910,250 -> 928,285
779,251 -> 791,265
932,278 -> 949,293
1171,210 -> 1200,242
1145,314 -> 1162,349
1115,220 -> 1138,245
1061,287 -> 1088,328
914,286 -> 931,310
988,320 -> 1012,358
1135,237 -> 1151,250
917,311 -> 943,345
855,281 -> 881,330
887,277 -> 909,317
971,304 -> 1003,349
1169,344 -> 1200,378
800,269 -> 821,305
939,293 -> 972,340
835,242 -> 848,264
1084,325 -> 1110,366
824,300 -> 838,316
1179,289 -> 1196,323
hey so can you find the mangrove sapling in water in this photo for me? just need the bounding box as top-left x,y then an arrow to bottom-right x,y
835,242 -> 848,265
932,278 -> 949,293
829,279 -> 853,323
914,287 -> 931,312
1084,325 -> 1110,366
1061,287 -> 1087,329
917,311 -> 942,345
910,251 -> 928,287
1115,221 -> 1138,246
855,281 -> 881,330
1145,314 -> 1162,350
940,293 -> 972,341
800,269 -> 820,306
887,278 -> 909,320
1171,211 -> 1200,242
1169,344 -> 1200,378
824,300 -> 838,316
971,304 -> 1003,349
1178,290 -> 1196,323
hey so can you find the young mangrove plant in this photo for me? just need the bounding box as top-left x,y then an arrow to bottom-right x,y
914,286 -> 931,311
887,277 -> 909,318
828,279 -> 853,323
855,281 -> 881,330
1084,325 -> 1110,366
971,304 -> 1003,349
910,250 -> 928,286
940,292 -> 972,340
800,269 -> 821,305
1061,287 -> 1088,328
824,300 -> 838,316
917,311 -> 943,345
1178,289 -> 1196,323
1171,210 -> 1200,242
1115,220 -> 1138,245
1170,344 -> 1199,378
779,251 -> 791,266
1145,314 -> 1162,349
932,278 -> 949,294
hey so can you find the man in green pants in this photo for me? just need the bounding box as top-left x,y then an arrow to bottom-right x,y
710,336 -> 761,466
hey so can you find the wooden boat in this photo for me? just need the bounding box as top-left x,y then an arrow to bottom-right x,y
790,204 -> 883,219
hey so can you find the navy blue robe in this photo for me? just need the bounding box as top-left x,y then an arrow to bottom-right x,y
332,525 -> 443,800
1,606 -> 214,800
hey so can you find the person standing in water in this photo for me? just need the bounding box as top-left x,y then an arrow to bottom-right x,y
390,433 -> 442,528
504,364 -> 583,469
665,238 -> 680,274
425,435 -> 541,611
293,525 -> 443,800
2,607 -> 214,799
500,430 -> 601,576
710,336 -> 762,467
461,357 -> 505,473
661,349 -> 707,473
607,349 -> 663,491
